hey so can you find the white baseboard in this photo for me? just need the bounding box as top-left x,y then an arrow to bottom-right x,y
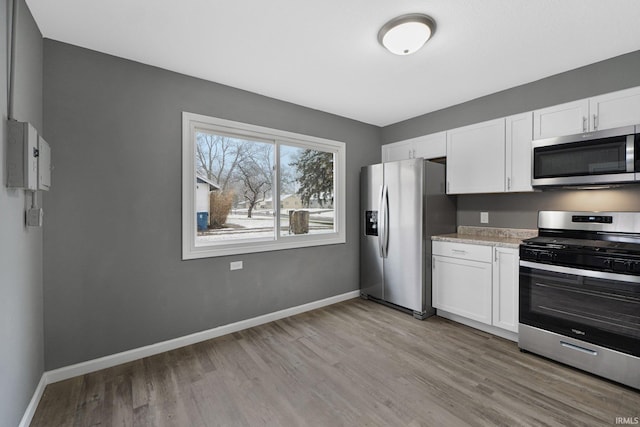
46,290 -> 360,384
20,290 -> 359,426
18,374 -> 47,427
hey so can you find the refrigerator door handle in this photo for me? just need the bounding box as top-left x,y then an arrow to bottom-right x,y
381,184 -> 389,258
378,184 -> 386,258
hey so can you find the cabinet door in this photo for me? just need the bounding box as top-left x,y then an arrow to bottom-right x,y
432,255 -> 492,325
505,112 -> 533,193
492,247 -> 519,333
382,140 -> 414,162
589,86 -> 640,131
533,99 -> 589,139
413,131 -> 446,160
446,118 -> 506,194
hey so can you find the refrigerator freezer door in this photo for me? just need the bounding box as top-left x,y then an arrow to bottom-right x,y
383,159 -> 424,312
360,164 -> 384,300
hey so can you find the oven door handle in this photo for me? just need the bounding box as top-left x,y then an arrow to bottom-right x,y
520,260 -> 640,284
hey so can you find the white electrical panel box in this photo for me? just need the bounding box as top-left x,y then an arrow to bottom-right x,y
7,120 -> 38,190
38,136 -> 51,191
6,120 -> 51,191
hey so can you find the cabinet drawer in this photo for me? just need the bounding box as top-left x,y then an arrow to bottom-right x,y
432,241 -> 492,262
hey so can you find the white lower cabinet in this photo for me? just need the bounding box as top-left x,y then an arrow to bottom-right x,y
433,253 -> 493,325
433,241 -> 519,334
492,247 -> 519,333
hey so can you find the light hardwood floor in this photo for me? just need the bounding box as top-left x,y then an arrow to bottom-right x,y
31,298 -> 639,426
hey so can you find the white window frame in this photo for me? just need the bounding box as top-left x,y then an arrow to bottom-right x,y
182,112 -> 346,260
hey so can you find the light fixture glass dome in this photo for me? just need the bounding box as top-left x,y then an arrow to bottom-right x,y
378,14 -> 436,56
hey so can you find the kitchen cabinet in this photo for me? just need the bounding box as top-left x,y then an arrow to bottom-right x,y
492,247 -> 519,333
533,99 -> 589,140
445,114 -> 533,195
446,118 -> 506,194
533,86 -> 640,139
433,241 -> 520,334
381,131 -> 446,162
505,112 -> 533,192
589,86 -> 640,131
432,241 -> 493,325
382,139 -> 414,162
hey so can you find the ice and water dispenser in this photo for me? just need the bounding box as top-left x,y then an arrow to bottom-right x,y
365,210 -> 378,236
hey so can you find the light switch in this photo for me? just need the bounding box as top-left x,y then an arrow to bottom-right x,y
230,261 -> 243,271
480,212 -> 489,224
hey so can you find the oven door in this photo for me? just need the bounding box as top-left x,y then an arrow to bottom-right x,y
519,260 -> 640,356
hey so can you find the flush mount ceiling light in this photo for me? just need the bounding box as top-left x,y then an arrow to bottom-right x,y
378,13 -> 436,56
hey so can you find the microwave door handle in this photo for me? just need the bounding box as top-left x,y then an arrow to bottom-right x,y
626,135 -> 634,172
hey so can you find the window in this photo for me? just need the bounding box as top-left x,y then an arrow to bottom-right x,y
182,112 -> 346,259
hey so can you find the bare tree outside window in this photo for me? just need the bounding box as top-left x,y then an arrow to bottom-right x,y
237,144 -> 273,218
195,131 -> 275,242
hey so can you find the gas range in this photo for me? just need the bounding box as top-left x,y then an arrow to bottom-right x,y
520,212 -> 640,273
518,210 -> 640,390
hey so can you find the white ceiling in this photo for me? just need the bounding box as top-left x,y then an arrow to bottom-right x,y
25,0 -> 640,127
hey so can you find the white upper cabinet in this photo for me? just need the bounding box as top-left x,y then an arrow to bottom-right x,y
533,99 -> 589,140
589,86 -> 640,131
505,112 -> 533,193
446,118 -> 506,194
382,139 -> 415,162
381,131 -> 446,162
413,131 -> 446,159
533,86 -> 640,140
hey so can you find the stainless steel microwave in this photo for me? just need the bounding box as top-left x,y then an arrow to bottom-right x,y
531,125 -> 640,187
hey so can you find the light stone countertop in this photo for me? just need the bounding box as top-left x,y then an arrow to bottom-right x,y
431,226 -> 537,249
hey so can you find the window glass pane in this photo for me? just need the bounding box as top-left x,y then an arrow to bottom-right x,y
279,145 -> 335,236
195,131 -> 275,244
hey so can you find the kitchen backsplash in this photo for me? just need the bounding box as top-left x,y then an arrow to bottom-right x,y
457,185 -> 640,229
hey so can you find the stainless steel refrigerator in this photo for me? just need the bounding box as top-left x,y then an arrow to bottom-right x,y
360,158 -> 456,319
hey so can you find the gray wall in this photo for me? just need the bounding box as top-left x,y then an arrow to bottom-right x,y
456,187 -> 640,229
0,0 -> 44,426
42,40 -> 380,370
382,50 -> 640,229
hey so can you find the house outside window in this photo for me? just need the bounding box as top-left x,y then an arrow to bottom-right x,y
182,112 -> 346,259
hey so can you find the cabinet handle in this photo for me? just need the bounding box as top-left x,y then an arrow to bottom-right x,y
409,149 -> 413,159
452,249 -> 467,255
495,249 -> 498,262
412,149 -> 416,158
507,177 -> 511,191
446,181 -> 450,193
582,116 -> 587,133
432,257 -> 435,269
593,114 -> 598,130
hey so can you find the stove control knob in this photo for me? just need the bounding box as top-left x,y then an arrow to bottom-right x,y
612,260 -> 627,272
604,258 -> 613,269
539,251 -> 553,261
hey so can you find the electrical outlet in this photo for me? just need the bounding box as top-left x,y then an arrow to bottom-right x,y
27,207 -> 43,227
480,212 -> 489,224
230,261 -> 243,271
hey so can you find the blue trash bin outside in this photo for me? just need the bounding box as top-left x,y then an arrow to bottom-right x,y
197,212 -> 209,231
